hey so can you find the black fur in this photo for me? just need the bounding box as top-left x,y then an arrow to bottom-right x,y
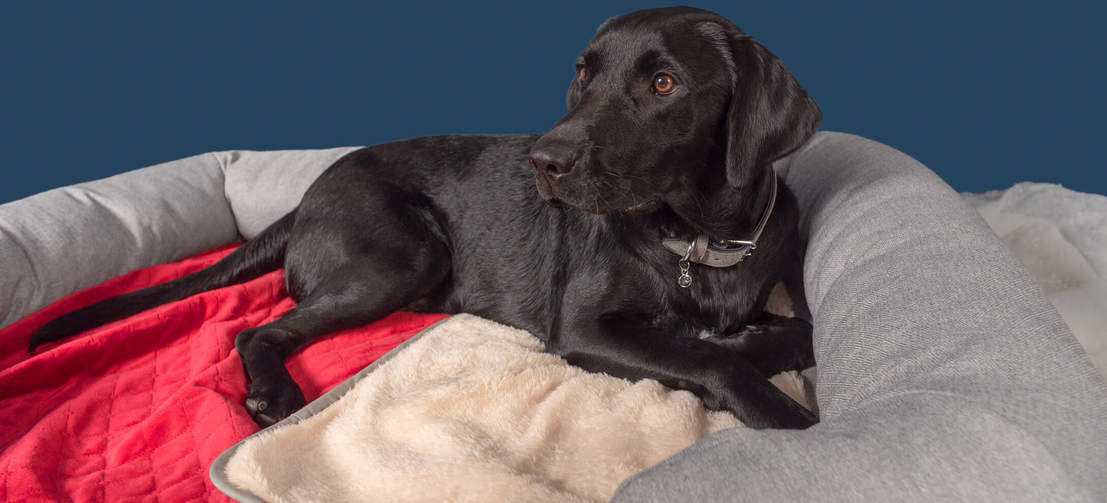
29,7 -> 821,429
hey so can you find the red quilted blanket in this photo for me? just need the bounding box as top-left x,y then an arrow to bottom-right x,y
0,245 -> 447,501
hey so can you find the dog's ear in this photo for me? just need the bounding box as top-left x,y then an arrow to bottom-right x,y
722,33 -> 821,189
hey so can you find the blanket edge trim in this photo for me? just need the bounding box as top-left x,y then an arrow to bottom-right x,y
207,314 -> 457,503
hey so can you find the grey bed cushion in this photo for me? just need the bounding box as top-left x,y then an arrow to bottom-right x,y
0,153 -> 238,327
218,147 -> 359,238
0,147 -> 358,328
613,133 -> 1107,502
2,132 -> 1104,501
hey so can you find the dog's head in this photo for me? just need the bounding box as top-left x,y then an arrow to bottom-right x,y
529,7 -> 821,214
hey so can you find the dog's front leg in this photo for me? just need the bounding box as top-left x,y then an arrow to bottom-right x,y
550,317 -> 817,429
703,314 -> 815,377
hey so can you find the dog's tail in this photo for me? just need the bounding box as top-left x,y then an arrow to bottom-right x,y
27,211 -> 297,353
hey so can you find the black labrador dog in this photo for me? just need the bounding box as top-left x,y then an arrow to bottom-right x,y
29,7 -> 821,429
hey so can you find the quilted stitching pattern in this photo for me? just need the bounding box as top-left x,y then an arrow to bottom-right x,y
0,245 -> 446,501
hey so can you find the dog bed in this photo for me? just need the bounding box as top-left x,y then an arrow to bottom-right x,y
1,132 -> 1104,502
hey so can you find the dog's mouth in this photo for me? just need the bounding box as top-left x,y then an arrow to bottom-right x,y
534,173 -> 559,203
545,199 -> 568,209
537,183 -> 660,215
534,168 -> 661,215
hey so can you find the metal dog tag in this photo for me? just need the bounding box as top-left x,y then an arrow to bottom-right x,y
677,259 -> 693,288
677,240 -> 694,288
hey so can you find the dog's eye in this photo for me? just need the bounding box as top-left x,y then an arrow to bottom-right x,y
652,73 -> 678,95
577,66 -> 590,83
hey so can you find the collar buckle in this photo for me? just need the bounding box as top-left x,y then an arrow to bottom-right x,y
661,167 -> 777,269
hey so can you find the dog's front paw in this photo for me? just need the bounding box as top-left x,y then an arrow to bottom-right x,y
245,385 -> 307,428
703,321 -> 814,376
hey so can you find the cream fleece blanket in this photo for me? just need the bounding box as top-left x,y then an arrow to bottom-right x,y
221,314 -> 810,503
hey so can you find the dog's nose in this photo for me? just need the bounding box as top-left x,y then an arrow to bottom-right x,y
529,146 -> 576,179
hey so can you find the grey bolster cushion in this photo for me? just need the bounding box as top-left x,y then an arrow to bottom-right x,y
0,153 -> 238,327
219,147 -> 359,239
0,147 -> 359,328
612,132 -> 1107,502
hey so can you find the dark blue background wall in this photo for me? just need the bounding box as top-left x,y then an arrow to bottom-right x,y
2,1 -> 1103,204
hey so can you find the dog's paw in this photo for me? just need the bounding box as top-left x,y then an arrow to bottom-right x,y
245,386 -> 307,428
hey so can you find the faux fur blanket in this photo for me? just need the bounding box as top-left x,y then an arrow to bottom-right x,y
218,314 -> 811,503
